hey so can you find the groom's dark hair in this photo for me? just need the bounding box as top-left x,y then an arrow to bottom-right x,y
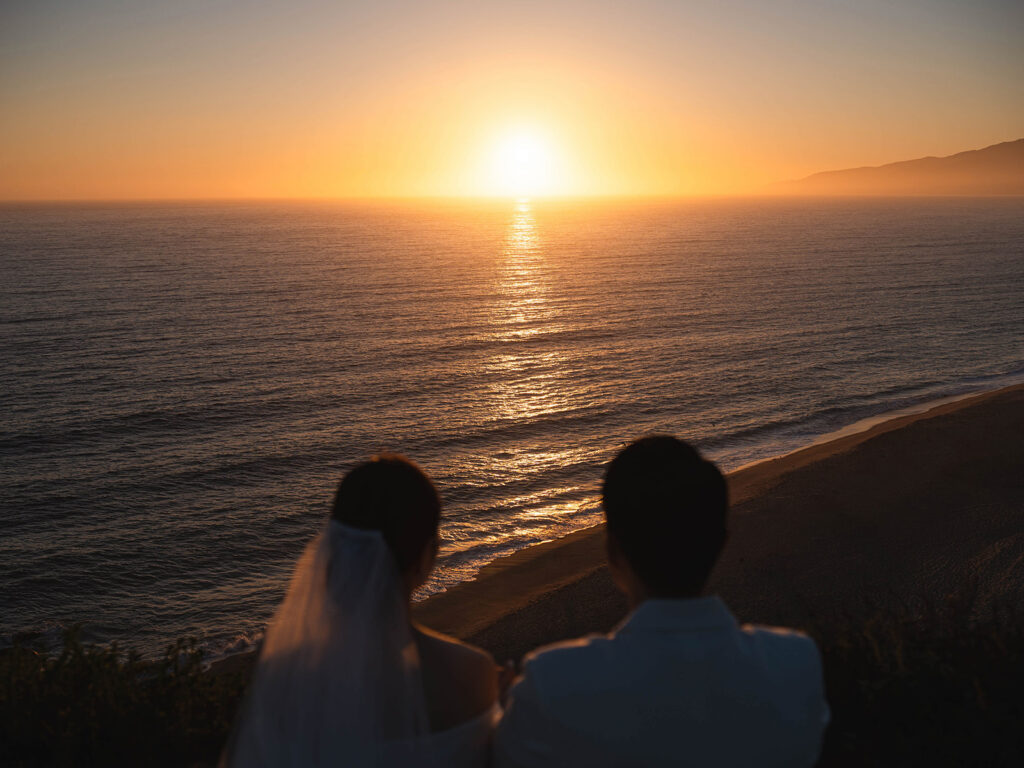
331,454 -> 441,572
602,435 -> 727,597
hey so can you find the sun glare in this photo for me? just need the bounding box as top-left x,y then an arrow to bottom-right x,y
488,128 -> 560,197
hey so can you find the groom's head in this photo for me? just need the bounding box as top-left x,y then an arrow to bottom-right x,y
602,435 -> 728,600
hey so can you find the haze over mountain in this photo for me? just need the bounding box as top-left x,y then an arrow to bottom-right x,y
779,139 -> 1024,196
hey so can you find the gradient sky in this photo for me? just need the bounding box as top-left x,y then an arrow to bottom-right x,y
2,0 -> 1022,199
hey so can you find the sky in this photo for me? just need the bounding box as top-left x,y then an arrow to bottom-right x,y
1,0 -> 1022,199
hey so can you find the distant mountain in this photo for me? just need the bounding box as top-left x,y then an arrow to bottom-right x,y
779,138 -> 1024,196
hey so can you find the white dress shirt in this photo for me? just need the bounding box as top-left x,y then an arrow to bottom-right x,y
494,596 -> 829,767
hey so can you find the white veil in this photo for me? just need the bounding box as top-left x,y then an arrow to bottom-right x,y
225,520 -> 430,767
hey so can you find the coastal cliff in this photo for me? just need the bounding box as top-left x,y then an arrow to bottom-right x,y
778,138 -> 1024,196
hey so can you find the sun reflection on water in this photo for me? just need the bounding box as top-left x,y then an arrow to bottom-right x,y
468,200 -> 602,551
491,199 -> 558,341
487,199 -> 569,421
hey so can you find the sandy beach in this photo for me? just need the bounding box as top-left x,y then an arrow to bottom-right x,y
415,383 -> 1024,662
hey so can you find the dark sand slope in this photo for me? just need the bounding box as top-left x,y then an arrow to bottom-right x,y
415,384 -> 1024,662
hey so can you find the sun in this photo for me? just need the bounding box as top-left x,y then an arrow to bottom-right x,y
487,127 -> 560,197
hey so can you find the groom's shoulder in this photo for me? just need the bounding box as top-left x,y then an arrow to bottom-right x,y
741,623 -> 821,660
739,623 -> 824,684
519,632 -> 614,684
527,632 -> 613,658
519,622 -> 822,689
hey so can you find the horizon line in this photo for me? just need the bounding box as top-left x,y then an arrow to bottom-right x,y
4,191 -> 1023,205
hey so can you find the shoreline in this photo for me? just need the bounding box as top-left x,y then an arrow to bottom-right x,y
728,374 -> 1024,476
414,381 -> 1024,662
415,372 -> 1024,605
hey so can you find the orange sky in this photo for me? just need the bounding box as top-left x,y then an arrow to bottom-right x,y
1,1 -> 1022,200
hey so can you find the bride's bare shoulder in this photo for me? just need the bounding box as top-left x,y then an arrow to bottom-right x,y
414,623 -> 497,683
413,624 -> 498,730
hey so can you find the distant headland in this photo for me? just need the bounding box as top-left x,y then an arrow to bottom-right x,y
777,138 -> 1024,196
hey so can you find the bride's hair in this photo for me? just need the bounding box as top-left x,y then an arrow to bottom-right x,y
330,454 -> 441,573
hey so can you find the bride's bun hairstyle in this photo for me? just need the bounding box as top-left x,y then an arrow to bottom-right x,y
331,454 -> 441,573
602,435 -> 727,598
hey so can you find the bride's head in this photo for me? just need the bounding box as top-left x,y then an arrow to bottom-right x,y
331,454 -> 441,595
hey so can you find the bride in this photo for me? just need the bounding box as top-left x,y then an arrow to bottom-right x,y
224,455 -> 500,767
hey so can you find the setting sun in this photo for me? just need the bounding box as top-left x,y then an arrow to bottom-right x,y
486,127 -> 563,197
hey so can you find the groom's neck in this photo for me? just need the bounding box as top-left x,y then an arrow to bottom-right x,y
626,587 -> 706,611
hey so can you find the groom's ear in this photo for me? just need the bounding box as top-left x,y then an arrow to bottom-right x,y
606,531 -> 647,605
605,531 -> 629,589
605,529 -> 626,567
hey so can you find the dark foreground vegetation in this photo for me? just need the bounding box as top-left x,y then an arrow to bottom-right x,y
1,633 -> 248,767
3,590 -> 1022,767
812,589 -> 1024,766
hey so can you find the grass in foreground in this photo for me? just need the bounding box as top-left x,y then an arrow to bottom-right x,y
1,630 -> 247,767
811,588 -> 1024,766
2,590 -> 1022,766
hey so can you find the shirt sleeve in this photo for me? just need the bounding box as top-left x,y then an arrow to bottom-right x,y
493,669 -> 557,768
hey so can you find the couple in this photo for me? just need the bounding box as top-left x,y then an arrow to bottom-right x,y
225,436 -> 829,767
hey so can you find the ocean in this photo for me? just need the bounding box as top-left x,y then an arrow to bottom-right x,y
1,196 -> 1022,658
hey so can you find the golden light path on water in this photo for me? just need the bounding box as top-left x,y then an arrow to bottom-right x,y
473,199 -> 598,547
423,199 -> 598,589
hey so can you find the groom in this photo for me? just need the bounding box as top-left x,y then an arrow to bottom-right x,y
494,435 -> 829,767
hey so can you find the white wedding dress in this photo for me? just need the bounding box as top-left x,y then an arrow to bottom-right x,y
226,521 -> 498,767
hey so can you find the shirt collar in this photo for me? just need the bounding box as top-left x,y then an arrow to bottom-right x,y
613,595 -> 738,636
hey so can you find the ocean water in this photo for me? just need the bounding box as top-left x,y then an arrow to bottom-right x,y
1,197 -> 1022,658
